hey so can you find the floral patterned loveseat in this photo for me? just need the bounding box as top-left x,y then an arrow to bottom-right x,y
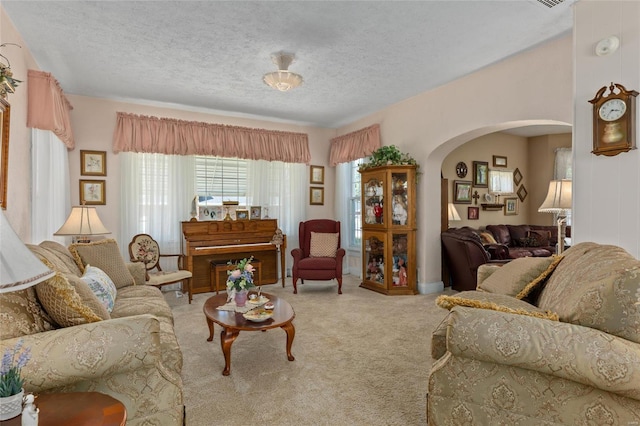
0,240 -> 184,425
428,242 -> 640,424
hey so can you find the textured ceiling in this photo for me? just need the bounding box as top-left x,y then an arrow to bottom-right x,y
3,1 -> 576,129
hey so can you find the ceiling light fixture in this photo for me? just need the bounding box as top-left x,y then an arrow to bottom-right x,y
263,52 -> 303,92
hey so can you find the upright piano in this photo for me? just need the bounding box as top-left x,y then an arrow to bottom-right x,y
181,219 -> 286,295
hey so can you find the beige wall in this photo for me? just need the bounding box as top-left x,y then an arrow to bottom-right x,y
573,1 -> 640,254
527,133 -> 572,225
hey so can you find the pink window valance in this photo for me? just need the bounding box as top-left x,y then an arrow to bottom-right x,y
329,124 -> 381,166
113,112 -> 311,164
26,70 -> 75,149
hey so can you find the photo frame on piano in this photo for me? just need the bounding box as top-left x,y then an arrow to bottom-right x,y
236,209 -> 249,220
250,206 -> 262,220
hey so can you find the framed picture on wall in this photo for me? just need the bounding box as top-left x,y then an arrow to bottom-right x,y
468,206 -> 479,220
0,99 -> 10,210
472,161 -> 488,187
310,165 -> 325,184
504,197 -> 518,215
492,155 -> 508,167
80,150 -> 107,176
310,187 -> 324,205
453,180 -> 472,204
80,179 -> 106,205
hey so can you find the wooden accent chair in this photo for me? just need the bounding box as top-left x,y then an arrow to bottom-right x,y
291,220 -> 345,294
128,233 -> 193,303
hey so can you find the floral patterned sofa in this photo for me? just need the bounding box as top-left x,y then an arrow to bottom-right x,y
428,242 -> 640,424
0,240 -> 184,426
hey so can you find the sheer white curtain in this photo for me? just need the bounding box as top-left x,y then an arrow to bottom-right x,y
31,129 -> 70,244
246,160 -> 306,275
334,162 -> 350,250
554,147 -> 572,180
120,152 -> 195,259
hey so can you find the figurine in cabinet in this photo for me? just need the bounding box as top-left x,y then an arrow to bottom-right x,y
392,194 -> 408,225
374,201 -> 383,223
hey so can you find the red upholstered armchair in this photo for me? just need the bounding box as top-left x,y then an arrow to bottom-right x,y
291,220 -> 346,294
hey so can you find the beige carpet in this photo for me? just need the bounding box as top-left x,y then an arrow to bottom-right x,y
165,275 -> 454,426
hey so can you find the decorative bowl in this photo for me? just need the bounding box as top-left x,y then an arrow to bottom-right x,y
243,308 -> 274,322
248,296 -> 269,305
264,302 -> 275,310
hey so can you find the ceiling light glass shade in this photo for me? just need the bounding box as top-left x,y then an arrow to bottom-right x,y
1,211 -> 55,293
538,179 -> 572,214
263,71 -> 303,92
54,206 -> 110,237
447,203 -> 461,221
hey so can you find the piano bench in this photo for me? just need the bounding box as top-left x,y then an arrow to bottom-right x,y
210,258 -> 263,294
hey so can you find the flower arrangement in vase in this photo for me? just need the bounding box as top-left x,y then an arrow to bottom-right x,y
226,256 -> 256,306
0,339 -> 31,420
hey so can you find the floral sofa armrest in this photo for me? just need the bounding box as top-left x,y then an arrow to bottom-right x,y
0,314 -> 161,393
445,306 -> 640,400
126,261 -> 146,286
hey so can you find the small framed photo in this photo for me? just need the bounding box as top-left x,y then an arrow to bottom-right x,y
80,150 -> 107,176
468,206 -> 479,220
310,165 -> 325,184
504,197 -> 518,215
235,209 -> 249,220
250,206 -> 262,220
492,155 -> 507,168
79,179 -> 106,205
472,161 -> 488,188
310,186 -> 324,205
453,180 -> 472,204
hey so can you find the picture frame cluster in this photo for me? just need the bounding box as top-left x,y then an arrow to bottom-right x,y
80,150 -> 107,205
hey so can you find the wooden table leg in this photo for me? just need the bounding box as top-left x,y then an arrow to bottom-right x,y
281,321 -> 295,361
220,328 -> 240,376
206,317 -> 214,342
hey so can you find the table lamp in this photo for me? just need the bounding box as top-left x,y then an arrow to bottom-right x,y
54,205 -> 110,243
447,203 -> 461,228
1,211 -> 55,293
538,179 -> 572,254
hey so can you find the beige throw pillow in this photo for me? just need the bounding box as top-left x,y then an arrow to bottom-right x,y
477,256 -> 559,297
69,239 -> 135,289
309,232 -> 339,257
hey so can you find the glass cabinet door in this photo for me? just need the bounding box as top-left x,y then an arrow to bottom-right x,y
391,172 -> 408,226
391,233 -> 409,287
364,234 -> 385,285
363,177 -> 384,226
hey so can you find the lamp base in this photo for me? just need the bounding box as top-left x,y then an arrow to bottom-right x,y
556,216 -> 567,255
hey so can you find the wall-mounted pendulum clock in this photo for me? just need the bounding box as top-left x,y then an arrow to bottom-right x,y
588,82 -> 638,156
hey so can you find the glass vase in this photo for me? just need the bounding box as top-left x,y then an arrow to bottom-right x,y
234,290 -> 248,307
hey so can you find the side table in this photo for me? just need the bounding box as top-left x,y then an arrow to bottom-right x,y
0,392 -> 126,426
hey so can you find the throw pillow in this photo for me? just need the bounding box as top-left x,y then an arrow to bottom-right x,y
436,292 -> 559,321
309,232 -> 339,257
69,239 -> 135,289
35,272 -> 106,327
0,287 -> 56,340
81,265 -> 117,312
527,230 -> 551,247
518,236 -> 540,247
479,231 -> 497,245
477,256 -> 559,297
515,255 -> 564,300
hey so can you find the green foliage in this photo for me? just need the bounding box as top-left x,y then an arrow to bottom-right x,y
358,145 -> 419,171
0,340 -> 30,397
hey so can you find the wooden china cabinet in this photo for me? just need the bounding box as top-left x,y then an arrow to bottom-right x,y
359,164 -> 417,295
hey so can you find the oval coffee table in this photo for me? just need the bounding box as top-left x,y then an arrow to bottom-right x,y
203,292 -> 295,376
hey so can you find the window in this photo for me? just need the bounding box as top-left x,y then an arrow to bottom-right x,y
348,159 -> 364,248
195,156 -> 248,206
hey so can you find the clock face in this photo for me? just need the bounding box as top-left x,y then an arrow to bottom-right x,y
598,98 -> 627,122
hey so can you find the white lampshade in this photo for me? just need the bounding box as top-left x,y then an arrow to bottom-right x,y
1,211 -> 55,293
538,180 -> 572,214
447,203 -> 461,221
54,206 -> 110,237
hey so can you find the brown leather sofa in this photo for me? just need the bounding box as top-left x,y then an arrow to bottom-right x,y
486,224 -> 571,259
441,227 -> 510,291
